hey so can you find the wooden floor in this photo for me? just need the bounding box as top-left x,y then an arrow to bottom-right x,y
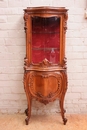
0,113 -> 87,130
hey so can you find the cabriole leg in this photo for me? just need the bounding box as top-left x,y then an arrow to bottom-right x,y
25,97 -> 31,125
59,99 -> 67,125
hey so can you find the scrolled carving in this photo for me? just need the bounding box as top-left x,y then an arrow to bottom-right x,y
36,92 -> 55,105
24,26 -> 27,32
41,74 -> 49,78
37,92 -> 54,99
64,21 -> 67,33
39,99 -> 50,105
36,92 -> 58,105
64,13 -> 68,33
62,57 -> 67,69
58,81 -> 60,89
29,75 -> 34,88
24,13 -> 28,33
29,73 -> 62,103
39,58 -> 52,67
24,57 -> 28,70
24,12 -> 28,21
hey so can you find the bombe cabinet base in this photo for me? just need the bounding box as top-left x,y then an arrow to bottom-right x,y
24,69 -> 68,125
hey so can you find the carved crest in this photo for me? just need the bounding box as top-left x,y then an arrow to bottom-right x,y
39,58 -> 52,67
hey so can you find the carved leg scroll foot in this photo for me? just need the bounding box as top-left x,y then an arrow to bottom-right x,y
62,109 -> 67,125
63,118 -> 67,125
25,108 -> 31,125
25,96 -> 31,125
25,117 -> 29,125
59,100 -> 67,125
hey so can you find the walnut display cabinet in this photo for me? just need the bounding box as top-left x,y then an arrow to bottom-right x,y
23,7 -> 68,125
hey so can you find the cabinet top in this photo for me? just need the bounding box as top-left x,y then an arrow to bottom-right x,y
24,6 -> 68,13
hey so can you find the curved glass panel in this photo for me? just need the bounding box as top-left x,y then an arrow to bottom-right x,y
32,16 -> 60,64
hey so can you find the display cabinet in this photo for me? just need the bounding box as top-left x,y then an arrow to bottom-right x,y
23,6 -> 68,125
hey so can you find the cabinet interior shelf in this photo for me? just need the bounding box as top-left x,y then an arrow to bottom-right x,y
32,31 -> 60,34
32,48 -> 60,51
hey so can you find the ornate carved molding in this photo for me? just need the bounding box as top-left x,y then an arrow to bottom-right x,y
36,92 -> 56,105
36,92 -> 58,105
24,57 -> 28,70
64,13 -> 68,33
29,75 -> 34,87
37,92 -> 54,98
24,13 -> 28,33
64,21 -> 67,33
28,72 -> 61,105
39,58 -> 52,67
24,12 -> 28,21
62,57 -> 67,69
41,74 -> 49,78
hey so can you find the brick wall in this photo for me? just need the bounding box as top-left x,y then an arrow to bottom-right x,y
0,0 -> 87,114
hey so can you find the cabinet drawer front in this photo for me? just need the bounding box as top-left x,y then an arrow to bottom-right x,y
28,72 -> 62,99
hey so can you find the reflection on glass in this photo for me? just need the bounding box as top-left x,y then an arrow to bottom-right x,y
50,48 -> 56,63
32,17 -> 60,64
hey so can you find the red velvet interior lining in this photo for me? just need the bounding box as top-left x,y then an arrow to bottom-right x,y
32,17 -> 60,64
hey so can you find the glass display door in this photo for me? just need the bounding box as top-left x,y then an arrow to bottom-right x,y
32,16 -> 60,64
